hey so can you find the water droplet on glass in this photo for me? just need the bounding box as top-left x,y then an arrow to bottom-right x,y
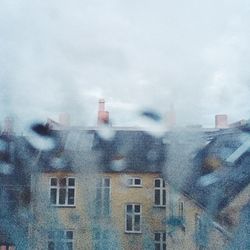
198,173 -> 219,187
25,122 -> 55,151
97,125 -> 115,141
50,157 -> 67,169
136,110 -> 166,138
110,158 -> 126,171
0,163 -> 14,175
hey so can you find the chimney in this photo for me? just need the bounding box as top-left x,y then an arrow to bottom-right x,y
97,99 -> 109,125
215,114 -> 228,129
166,104 -> 176,129
2,116 -> 14,135
59,113 -> 70,127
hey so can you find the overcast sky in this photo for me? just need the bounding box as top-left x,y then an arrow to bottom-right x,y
1,0 -> 250,130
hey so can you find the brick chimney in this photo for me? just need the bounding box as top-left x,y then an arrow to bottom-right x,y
166,104 -> 176,129
59,113 -> 70,127
97,99 -> 109,125
215,114 -> 228,129
2,116 -> 14,135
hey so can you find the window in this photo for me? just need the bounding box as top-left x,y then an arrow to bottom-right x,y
96,177 -> 111,216
0,245 -> 16,250
154,178 -> 166,207
125,204 -> 141,233
50,177 -> 75,206
178,201 -> 184,219
127,177 -> 142,187
48,230 -> 73,250
195,214 -> 207,250
93,228 -> 110,250
154,232 -> 166,250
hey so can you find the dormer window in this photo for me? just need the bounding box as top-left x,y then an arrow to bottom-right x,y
127,177 -> 142,187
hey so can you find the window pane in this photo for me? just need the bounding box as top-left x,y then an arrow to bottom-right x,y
162,180 -> 165,187
134,215 -> 140,231
128,179 -> 133,186
155,190 -> 160,205
66,242 -> 73,250
155,243 -> 160,250
59,189 -> 66,204
103,189 -> 110,215
51,178 -> 57,186
68,189 -> 75,205
126,214 -> 132,231
155,233 -> 160,241
163,190 -> 166,205
134,205 -> 140,213
134,178 -> 141,185
56,242 -> 63,250
50,189 -> 57,204
155,179 -> 160,187
68,178 -> 75,186
48,241 -> 55,250
66,231 -> 73,239
48,231 -> 55,239
163,243 -> 166,250
59,178 -> 66,186
127,205 -> 132,213
163,232 -> 166,241
104,178 -> 110,187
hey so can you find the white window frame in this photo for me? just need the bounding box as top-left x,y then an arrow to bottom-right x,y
154,231 -> 166,250
48,230 -> 73,250
125,203 -> 142,233
49,177 -> 76,207
127,177 -> 142,187
154,178 -> 166,207
96,177 -> 111,216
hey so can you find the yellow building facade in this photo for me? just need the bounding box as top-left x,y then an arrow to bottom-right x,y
29,168 -> 229,250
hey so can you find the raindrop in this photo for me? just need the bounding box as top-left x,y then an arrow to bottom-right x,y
50,157 -> 67,169
0,163 -> 14,175
25,122 -> 55,151
0,139 -> 7,151
110,158 -> 126,171
147,149 -> 159,162
198,173 -> 219,187
97,125 -> 115,141
136,110 -> 166,138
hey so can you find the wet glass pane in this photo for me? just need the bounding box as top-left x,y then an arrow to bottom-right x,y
155,179 -> 160,187
59,189 -> 66,204
104,178 -> 110,187
66,231 -> 73,239
163,190 -> 166,205
48,241 -> 55,250
68,189 -> 75,205
103,189 -> 110,215
155,190 -> 160,205
51,178 -> 57,186
68,178 -> 75,186
135,205 -> 140,213
127,179 -> 133,186
163,232 -> 166,241
127,205 -> 132,213
155,243 -> 160,250
66,242 -> 73,250
134,215 -> 140,231
126,214 -> 132,231
50,189 -> 57,204
134,178 -> 141,185
48,231 -> 55,239
59,178 -> 66,186
155,232 -> 160,241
